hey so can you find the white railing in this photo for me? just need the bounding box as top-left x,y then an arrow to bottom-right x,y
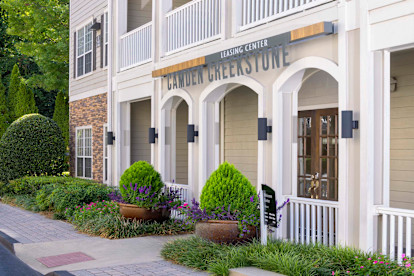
377,206 -> 414,262
165,182 -> 191,220
240,0 -> 332,31
166,0 -> 222,55
119,22 -> 152,71
288,197 -> 338,246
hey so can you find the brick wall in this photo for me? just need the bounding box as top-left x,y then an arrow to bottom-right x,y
69,93 -> 107,182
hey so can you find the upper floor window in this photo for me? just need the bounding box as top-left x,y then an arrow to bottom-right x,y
104,12 -> 109,67
77,23 -> 93,77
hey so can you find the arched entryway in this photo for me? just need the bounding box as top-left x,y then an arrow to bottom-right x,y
272,57 -> 341,245
160,89 -> 194,199
199,77 -> 265,196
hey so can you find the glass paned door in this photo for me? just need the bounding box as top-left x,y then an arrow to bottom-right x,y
298,109 -> 338,201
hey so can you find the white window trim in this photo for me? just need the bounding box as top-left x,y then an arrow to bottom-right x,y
75,126 -> 93,179
103,124 -> 109,184
76,20 -> 94,79
104,11 -> 109,68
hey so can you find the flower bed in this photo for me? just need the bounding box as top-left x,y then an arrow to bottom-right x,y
161,236 -> 414,276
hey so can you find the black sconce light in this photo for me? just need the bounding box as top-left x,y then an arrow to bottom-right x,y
187,124 -> 199,143
341,111 -> 359,138
149,128 -> 158,144
107,131 -> 115,145
258,118 -> 272,141
89,21 -> 101,31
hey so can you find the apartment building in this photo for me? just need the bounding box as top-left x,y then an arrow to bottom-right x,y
69,0 -> 414,260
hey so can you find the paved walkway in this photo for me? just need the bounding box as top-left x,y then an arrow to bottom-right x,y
0,203 -> 207,276
0,203 -> 88,243
71,261 -> 205,276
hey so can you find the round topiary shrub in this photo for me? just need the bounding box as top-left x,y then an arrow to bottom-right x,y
0,114 -> 66,182
119,161 -> 164,205
200,162 -> 258,217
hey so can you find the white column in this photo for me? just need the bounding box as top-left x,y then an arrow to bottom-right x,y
116,0 -> 128,73
158,0 -> 172,58
337,0 -> 350,247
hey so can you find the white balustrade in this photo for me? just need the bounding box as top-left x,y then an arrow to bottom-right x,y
240,0 -> 332,31
288,197 -> 338,246
166,0 -> 222,55
120,22 -> 152,71
164,182 -> 191,220
377,207 -> 414,262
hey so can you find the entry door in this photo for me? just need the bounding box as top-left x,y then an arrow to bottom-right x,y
298,108 -> 338,201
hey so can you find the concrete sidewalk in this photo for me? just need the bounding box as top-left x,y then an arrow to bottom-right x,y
0,203 -> 206,276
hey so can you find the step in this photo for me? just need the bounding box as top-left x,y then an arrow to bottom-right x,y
229,267 -> 285,276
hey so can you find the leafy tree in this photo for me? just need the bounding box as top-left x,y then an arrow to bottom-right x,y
15,80 -> 38,118
53,91 -> 69,147
0,0 -> 69,92
0,78 -> 9,137
8,64 -> 20,120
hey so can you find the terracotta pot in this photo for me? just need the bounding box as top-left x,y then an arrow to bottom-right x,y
118,203 -> 170,222
195,220 -> 257,244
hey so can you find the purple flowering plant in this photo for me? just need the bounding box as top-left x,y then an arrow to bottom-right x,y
178,196 -> 289,238
111,184 -> 182,210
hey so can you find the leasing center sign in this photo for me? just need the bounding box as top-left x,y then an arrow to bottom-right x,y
151,22 -> 334,90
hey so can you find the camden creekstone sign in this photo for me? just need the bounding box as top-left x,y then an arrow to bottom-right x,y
167,33 -> 291,90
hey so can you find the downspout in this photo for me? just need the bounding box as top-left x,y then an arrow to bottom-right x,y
107,0 -> 113,186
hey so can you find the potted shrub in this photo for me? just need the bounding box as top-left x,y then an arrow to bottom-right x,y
179,162 -> 258,243
117,161 -> 180,222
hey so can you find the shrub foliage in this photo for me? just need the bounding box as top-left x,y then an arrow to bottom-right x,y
0,114 -> 66,182
200,162 -> 258,217
119,161 -> 164,204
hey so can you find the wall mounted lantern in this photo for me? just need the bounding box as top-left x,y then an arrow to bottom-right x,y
258,118 -> 272,141
341,111 -> 359,138
187,124 -> 199,143
89,22 -> 101,31
148,128 -> 158,144
107,131 -> 115,145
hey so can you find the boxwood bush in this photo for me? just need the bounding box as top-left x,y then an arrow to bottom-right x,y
0,114 -> 66,182
119,161 -> 164,205
200,162 -> 258,217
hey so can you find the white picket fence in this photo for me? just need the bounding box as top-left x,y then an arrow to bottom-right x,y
166,0 -> 222,54
240,0 -> 332,31
288,197 -> 338,246
164,182 -> 191,220
119,22 -> 152,71
377,207 -> 414,263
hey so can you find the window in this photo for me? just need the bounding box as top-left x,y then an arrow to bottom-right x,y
104,12 -> 109,67
77,23 -> 93,77
103,125 -> 108,183
76,127 -> 92,178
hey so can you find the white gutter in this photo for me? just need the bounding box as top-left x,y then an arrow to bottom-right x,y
107,0 -> 113,186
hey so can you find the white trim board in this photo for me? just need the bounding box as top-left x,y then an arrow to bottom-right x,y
70,87 -> 107,102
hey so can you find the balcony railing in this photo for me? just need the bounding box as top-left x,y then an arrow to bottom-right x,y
240,0 -> 332,31
119,22 -> 152,71
377,206 -> 414,263
288,197 -> 339,246
166,0 -> 222,55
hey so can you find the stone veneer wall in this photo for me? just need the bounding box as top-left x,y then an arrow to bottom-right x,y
69,93 -> 107,182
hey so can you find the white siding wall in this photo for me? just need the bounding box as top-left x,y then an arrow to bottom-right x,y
390,50 -> 414,210
131,100 -> 151,164
223,87 -> 258,186
175,101 -> 188,184
127,0 -> 152,32
69,0 -> 108,97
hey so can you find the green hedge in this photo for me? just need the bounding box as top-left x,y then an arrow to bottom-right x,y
0,114 -> 66,182
7,176 -> 95,195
